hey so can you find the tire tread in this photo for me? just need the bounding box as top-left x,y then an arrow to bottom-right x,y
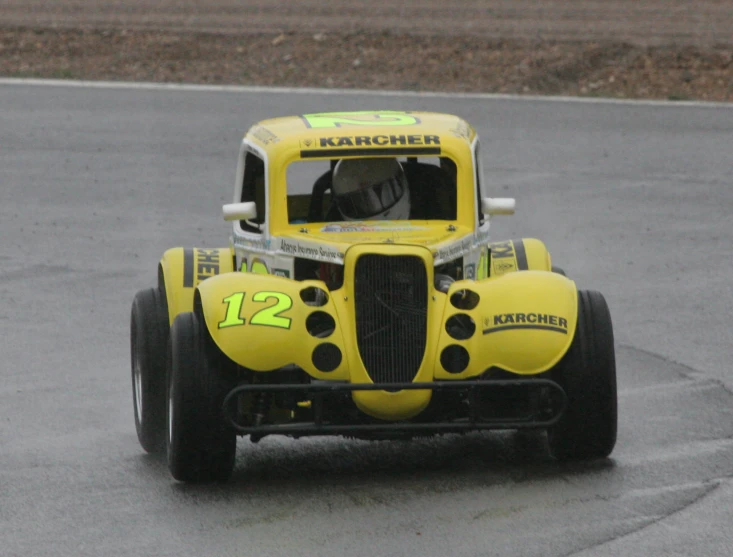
548,289 -> 617,460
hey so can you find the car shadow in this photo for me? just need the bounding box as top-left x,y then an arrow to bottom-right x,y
146,430 -> 615,496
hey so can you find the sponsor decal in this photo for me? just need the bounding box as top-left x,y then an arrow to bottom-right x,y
183,248 -> 221,287
433,230 -> 492,265
435,237 -> 474,262
490,239 -> 528,273
491,240 -> 515,259
482,313 -> 568,335
219,290 -> 293,330
279,239 -> 342,262
314,134 -> 440,148
196,249 -> 220,283
238,258 -> 290,278
449,120 -> 471,140
464,263 -> 476,280
250,125 -> 280,145
233,236 -> 271,251
476,248 -> 489,280
301,111 -> 420,129
250,260 -> 268,275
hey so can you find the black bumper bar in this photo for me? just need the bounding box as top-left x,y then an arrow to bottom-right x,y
222,379 -> 567,436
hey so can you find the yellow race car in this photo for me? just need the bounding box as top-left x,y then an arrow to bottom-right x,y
130,110 -> 617,482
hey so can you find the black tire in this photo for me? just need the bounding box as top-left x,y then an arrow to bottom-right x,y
551,266 -> 567,276
130,287 -> 169,453
548,289 -> 617,460
166,311 -> 237,483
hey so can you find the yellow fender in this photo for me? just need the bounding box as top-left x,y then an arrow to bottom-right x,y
435,270 -> 578,378
488,238 -> 552,276
196,272 -> 350,381
159,247 -> 235,325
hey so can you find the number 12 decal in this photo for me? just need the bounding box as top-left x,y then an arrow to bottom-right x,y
218,291 -> 293,330
301,111 -> 420,129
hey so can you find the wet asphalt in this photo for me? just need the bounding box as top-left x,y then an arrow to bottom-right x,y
1,83 -> 732,557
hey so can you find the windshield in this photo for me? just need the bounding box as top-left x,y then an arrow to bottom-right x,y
285,156 -> 458,224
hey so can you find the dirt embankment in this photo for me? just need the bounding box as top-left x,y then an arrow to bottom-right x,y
1,1 -> 732,101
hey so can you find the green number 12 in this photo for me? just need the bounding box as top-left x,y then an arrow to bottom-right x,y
218,291 -> 293,330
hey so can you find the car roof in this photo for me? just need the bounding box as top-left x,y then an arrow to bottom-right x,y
244,111 -> 477,159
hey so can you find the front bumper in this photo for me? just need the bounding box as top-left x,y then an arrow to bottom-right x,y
222,378 -> 567,437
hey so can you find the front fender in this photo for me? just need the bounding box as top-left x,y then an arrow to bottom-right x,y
435,271 -> 578,378
196,273 -> 349,380
159,247 -> 235,325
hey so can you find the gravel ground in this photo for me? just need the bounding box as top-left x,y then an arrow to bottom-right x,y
1,1 -> 732,100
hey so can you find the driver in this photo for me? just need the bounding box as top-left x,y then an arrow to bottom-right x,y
331,158 -> 410,220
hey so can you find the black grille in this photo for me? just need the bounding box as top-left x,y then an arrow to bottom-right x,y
354,255 -> 428,384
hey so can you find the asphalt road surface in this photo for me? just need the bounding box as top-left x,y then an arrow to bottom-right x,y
1,82 -> 732,557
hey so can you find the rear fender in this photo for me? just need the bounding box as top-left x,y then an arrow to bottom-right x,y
159,247 -> 235,325
196,273 -> 349,380
435,271 -> 578,378
488,238 -> 552,276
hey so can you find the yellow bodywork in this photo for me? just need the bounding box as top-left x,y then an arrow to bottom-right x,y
155,111 -> 579,422
436,271 -> 577,378
179,241 -> 577,421
196,272 -> 351,380
158,247 -> 234,325
248,111 -> 479,235
488,238 -> 553,277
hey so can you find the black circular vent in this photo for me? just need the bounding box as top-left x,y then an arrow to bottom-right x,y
446,314 -> 476,340
306,311 -> 336,338
312,343 -> 342,372
440,345 -> 470,374
300,286 -> 329,306
450,289 -> 480,310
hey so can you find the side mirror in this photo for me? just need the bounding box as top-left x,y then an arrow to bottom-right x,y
222,201 -> 257,222
481,197 -> 516,216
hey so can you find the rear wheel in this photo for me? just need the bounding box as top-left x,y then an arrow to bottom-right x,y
130,287 -> 169,453
167,311 -> 237,482
548,289 -> 617,460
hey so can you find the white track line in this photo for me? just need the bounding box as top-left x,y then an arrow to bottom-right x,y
0,78 -> 731,108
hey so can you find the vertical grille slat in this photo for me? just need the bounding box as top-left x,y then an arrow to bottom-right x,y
354,255 -> 428,384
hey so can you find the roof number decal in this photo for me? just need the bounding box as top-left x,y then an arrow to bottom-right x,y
301,111 -> 420,129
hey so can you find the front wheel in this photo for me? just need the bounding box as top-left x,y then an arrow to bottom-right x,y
167,311 -> 237,482
548,289 -> 617,460
130,287 -> 169,453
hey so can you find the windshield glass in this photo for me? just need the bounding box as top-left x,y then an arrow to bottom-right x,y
285,156 -> 458,224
